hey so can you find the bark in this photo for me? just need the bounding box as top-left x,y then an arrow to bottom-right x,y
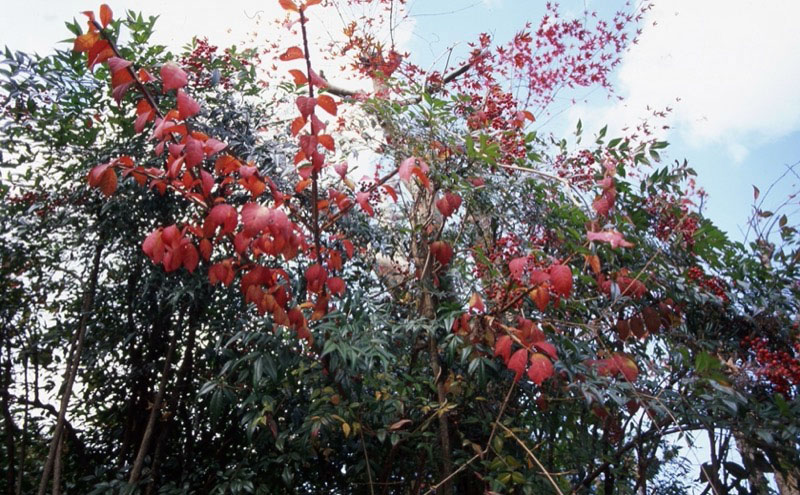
410,186 -> 453,495
1,336 -> 18,495
51,436 -> 63,495
128,326 -> 180,485
37,241 -> 104,495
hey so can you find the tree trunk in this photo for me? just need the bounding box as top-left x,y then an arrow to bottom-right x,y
37,240 -> 104,495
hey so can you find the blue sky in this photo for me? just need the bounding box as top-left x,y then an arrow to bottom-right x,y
3,0 -> 798,242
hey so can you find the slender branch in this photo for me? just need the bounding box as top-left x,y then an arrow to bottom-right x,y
298,7 -> 324,266
498,423 -> 564,495
128,321 -> 181,485
37,240 -> 104,495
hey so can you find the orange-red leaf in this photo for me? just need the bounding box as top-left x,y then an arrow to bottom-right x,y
99,4 -> 113,27
177,89 -> 200,119
87,163 -> 117,197
527,353 -> 553,385
317,94 -> 337,116
279,0 -> 298,11
327,277 -> 346,296
318,134 -> 335,152
290,116 -> 306,137
161,62 -> 188,92
279,46 -> 304,61
507,348 -> 528,382
356,191 -> 374,217
208,203 -> 238,236
430,241 -> 453,266
494,335 -> 512,364
288,69 -> 307,85
73,32 -> 99,53
549,264 -> 572,298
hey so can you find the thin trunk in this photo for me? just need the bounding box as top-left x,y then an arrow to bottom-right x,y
145,311 -> 199,493
37,241 -> 104,495
128,326 -> 180,485
1,335 -> 18,495
411,187 -> 453,495
51,436 -> 63,495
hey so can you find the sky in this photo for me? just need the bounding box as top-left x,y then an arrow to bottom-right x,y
2,0 -> 798,242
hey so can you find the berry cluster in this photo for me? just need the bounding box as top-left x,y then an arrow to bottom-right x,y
687,266 -> 728,303
178,38 -> 258,90
474,234 -> 525,305
741,335 -> 800,396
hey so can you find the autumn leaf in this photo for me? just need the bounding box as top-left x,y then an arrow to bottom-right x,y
549,263 -> 572,298
587,230 -> 634,249
356,191 -> 374,216
207,203 -> 238,236
278,0 -> 298,11
507,348 -> 528,382
99,4 -> 113,27
177,89 -> 201,119
305,263 -> 328,293
87,163 -> 117,197
209,260 -> 235,286
279,46 -> 304,61
161,62 -> 188,92
430,241 -> 453,266
494,335 -> 512,364
468,292 -> 484,313
296,96 -> 316,119
317,94 -> 337,115
533,341 -> 557,361
327,277 -> 346,296
73,32 -> 99,52
527,353 -> 554,385
241,203 -> 272,236
288,69 -> 307,85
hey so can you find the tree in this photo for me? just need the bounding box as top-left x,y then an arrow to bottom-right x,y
1,2 -> 798,494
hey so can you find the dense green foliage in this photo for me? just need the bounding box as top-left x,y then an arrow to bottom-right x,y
1,6 -> 799,495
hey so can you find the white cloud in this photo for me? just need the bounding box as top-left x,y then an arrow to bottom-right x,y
567,0 -> 800,161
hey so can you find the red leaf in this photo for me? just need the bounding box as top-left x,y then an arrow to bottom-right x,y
209,260 -> 235,286
208,203 -> 238,235
494,335 -> 512,364
587,230 -> 634,249
279,46 -> 304,61
317,94 -> 337,116
87,163 -> 117,197
161,62 -> 188,92
184,137 -> 204,167
177,89 -> 200,119
73,32 -> 99,53
278,0 -> 298,11
530,285 -> 550,312
527,353 -> 554,385
383,185 -> 398,202
241,203 -> 271,236
318,135 -> 335,152
468,292 -> 484,313
333,162 -> 348,179
430,241 -> 453,266
327,277 -> 346,296
356,191 -> 374,216
99,4 -> 113,27
182,243 -> 199,273
508,257 -> 529,282
296,96 -> 316,119
342,240 -> 354,259
507,348 -> 528,382
533,341 -> 558,361
288,69 -> 307,85
107,57 -> 131,74
305,263 -> 328,293
199,239 -> 212,261
290,116 -> 306,136
549,264 -> 572,298
87,40 -> 113,68
142,229 -> 165,264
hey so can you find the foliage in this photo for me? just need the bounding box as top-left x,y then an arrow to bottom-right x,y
1,2 -> 799,495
